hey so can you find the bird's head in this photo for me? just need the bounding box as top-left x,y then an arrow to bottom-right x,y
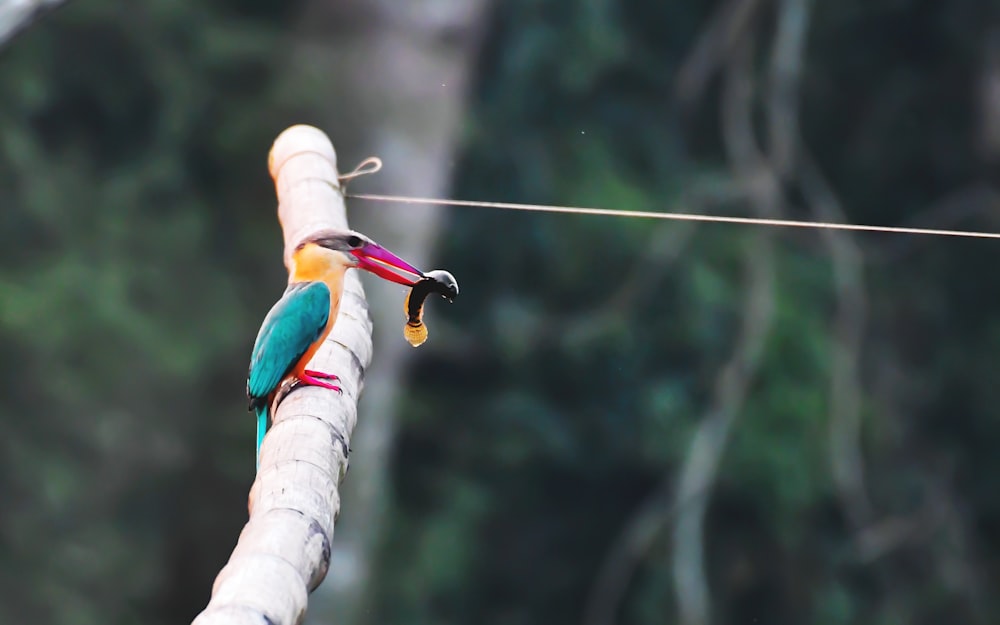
294,229 -> 424,286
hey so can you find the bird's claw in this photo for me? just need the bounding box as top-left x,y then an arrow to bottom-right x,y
304,369 -> 340,381
299,372 -> 343,394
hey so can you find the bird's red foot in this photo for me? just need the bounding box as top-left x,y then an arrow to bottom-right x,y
304,369 -> 340,381
299,372 -> 343,394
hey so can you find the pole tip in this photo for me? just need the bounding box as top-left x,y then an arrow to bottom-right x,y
268,124 -> 338,181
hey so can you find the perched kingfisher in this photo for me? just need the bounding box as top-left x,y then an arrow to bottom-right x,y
247,229 -> 423,470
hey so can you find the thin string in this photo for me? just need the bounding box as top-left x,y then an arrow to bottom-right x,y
337,156 -> 383,191
336,156 -> 1000,240
347,192 -> 1000,240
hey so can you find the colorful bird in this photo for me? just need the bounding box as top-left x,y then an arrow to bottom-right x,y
247,229 -> 423,470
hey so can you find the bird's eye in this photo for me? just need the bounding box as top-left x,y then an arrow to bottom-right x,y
346,235 -> 363,248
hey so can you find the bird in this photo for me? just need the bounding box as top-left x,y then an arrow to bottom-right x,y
247,229 -> 424,470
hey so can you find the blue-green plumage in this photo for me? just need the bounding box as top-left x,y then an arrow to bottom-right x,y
247,281 -> 331,467
255,406 -> 267,471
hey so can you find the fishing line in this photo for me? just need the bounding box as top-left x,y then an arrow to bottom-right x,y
347,193 -> 1000,240
338,157 -> 1000,240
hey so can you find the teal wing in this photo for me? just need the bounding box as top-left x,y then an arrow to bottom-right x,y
247,281 -> 331,404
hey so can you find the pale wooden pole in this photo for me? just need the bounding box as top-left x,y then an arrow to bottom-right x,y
192,124 -> 374,625
0,0 -> 70,48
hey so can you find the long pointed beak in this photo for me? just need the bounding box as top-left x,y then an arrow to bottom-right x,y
351,243 -> 424,286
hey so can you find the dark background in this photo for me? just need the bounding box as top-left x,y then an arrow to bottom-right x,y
1,1 -> 998,624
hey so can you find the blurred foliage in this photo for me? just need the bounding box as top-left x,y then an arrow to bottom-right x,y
0,1 -> 306,623
1,0 -> 999,625
379,1 -> 1000,625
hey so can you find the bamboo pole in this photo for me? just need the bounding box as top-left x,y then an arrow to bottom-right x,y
0,0 -> 70,48
192,124 -> 374,625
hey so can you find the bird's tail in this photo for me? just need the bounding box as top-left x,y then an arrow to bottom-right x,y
255,405 -> 268,472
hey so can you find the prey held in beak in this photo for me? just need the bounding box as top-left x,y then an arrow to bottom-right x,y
351,243 -> 424,286
403,269 -> 460,347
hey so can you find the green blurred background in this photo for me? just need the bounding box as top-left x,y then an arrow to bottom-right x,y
2,1 -> 999,624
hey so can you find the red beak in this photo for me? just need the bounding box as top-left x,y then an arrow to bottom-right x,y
351,243 -> 424,286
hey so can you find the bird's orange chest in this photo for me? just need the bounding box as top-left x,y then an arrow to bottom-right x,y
287,247 -> 348,376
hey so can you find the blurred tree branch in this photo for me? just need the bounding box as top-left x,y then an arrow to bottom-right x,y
578,186 -> 744,625
675,0 -> 762,105
0,0 -> 68,51
531,180 -> 745,349
582,219 -> 776,625
767,0 -> 811,178
798,149 -> 872,528
756,2 -> 988,620
978,28 -> 1000,161
584,8 -> 786,625
670,24 -> 779,625
582,473 -> 673,625
766,0 -> 874,530
597,181 -> 747,316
